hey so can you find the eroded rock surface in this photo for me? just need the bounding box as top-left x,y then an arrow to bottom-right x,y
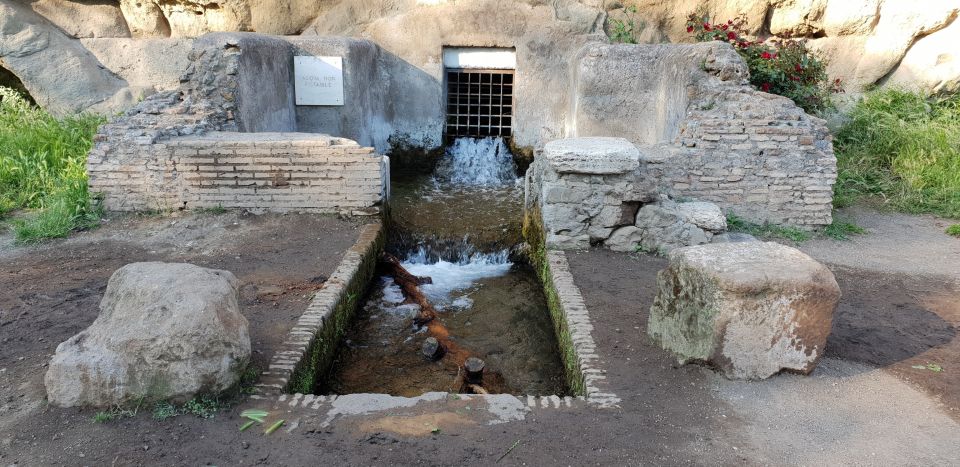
44,262 -> 250,407
648,242 -> 841,380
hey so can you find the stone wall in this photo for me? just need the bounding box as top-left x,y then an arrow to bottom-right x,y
87,35 -> 389,214
569,42 -> 836,227
88,132 -> 387,213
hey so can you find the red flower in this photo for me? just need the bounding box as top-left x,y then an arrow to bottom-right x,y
687,25 -> 694,33
727,31 -> 737,40
703,23 -> 711,31
795,63 -> 803,72
721,24 -> 729,31
761,51 -> 773,60
761,82 -> 772,92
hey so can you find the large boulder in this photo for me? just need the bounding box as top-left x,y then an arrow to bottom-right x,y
0,2 -> 145,115
648,242 -> 841,380
28,0 -> 131,38
45,262 -> 251,407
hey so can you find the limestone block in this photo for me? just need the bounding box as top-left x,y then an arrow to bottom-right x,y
541,203 -> 589,236
542,137 -> 640,175
627,200 -> 723,253
45,262 -> 251,407
648,242 -> 841,380
770,0 -> 826,37
675,202 -> 727,232
711,232 -> 759,243
821,0 -> 880,36
0,2 -> 129,115
30,0 -> 131,38
606,226 -> 643,252
546,233 -> 590,250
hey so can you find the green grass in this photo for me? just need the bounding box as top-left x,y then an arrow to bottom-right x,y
0,87 -> 104,242
947,224 -> 960,237
195,204 -> 227,215
725,212 -> 812,242
834,89 -> 960,218
822,219 -> 866,240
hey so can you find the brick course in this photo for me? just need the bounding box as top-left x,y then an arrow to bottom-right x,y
88,132 -> 388,213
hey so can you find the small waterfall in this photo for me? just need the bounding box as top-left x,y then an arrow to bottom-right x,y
434,137 -> 518,186
392,136 -> 521,307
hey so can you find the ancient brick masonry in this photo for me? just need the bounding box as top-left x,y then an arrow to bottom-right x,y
86,34 -> 388,213
88,132 -> 388,213
570,42 -> 837,228
663,90 -> 837,226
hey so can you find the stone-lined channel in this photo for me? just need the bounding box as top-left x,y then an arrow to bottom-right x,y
317,138 -> 569,397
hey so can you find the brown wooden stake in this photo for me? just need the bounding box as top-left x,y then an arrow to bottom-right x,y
380,253 -> 511,394
380,253 -> 474,366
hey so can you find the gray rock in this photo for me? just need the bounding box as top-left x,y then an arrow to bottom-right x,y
632,201 -> 717,253
711,232 -> 760,243
648,242 -> 841,380
546,233 -> 590,250
542,137 -> 640,175
676,202 -> 727,232
0,2 -> 131,116
45,262 -> 251,407
606,226 -> 643,252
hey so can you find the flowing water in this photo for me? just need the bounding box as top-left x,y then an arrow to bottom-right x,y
320,137 -> 568,396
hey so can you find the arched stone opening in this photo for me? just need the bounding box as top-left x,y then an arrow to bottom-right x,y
0,64 -> 36,106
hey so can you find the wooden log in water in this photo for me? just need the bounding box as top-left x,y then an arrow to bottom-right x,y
380,253 -> 510,395
380,252 -> 472,365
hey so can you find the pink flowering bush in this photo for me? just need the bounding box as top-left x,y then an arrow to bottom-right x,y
687,14 -> 842,114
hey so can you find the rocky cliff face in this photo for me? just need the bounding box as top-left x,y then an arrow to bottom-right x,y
2,0 -> 958,114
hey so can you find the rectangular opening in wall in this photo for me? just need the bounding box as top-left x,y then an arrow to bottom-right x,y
443,47 -> 515,140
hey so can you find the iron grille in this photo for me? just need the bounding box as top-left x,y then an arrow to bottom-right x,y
445,69 -> 514,139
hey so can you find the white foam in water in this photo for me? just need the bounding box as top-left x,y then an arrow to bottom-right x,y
380,278 -> 405,305
434,137 -> 518,186
402,252 -> 512,307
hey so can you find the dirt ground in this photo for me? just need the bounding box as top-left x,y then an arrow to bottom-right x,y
1,207 -> 959,466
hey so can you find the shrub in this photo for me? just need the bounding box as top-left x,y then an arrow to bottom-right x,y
834,89 -> 960,218
0,87 -> 104,242
609,6 -> 645,44
686,14 -> 841,114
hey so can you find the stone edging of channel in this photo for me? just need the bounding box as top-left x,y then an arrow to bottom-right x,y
252,223 -> 383,397
545,250 -> 621,408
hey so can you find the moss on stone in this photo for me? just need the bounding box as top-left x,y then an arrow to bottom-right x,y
523,207 -> 587,396
285,228 -> 385,394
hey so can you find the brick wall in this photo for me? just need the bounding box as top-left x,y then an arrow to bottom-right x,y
654,89 -> 837,227
571,42 -> 836,228
88,132 -> 388,214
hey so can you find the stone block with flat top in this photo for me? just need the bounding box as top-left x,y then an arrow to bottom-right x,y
648,242 -> 841,380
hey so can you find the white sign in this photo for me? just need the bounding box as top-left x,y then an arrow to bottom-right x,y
294,56 -> 344,106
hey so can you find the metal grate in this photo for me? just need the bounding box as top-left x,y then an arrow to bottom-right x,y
445,69 -> 514,139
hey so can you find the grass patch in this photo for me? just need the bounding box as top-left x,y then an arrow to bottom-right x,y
822,219 -> 866,241
93,397 -> 143,423
947,224 -> 960,237
834,89 -> 960,218
0,87 -> 104,242
195,204 -> 227,215
725,212 -> 812,242
93,406 -> 138,423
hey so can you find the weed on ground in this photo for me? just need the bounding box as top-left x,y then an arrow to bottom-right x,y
725,212 -> 812,242
834,89 -> 960,219
0,87 -> 104,243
